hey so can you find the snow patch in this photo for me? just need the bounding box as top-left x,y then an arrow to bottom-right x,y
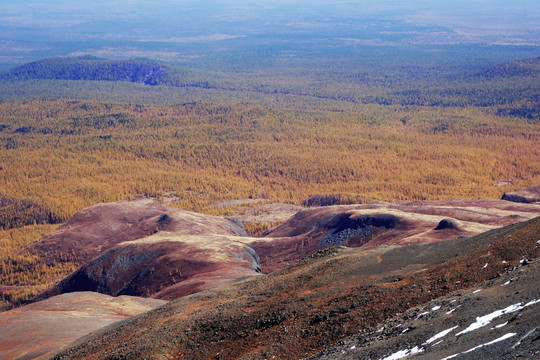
456,300 -> 539,336
524,299 -> 540,307
492,321 -> 508,329
442,333 -> 516,360
417,311 -> 429,318
446,308 -> 457,314
380,346 -> 424,360
482,263 -> 488,269
350,345 -> 356,350
502,280 -> 510,286
432,306 -> 441,311
424,326 -> 459,345
473,289 -> 482,294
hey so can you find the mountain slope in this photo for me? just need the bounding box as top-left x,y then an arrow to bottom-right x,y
312,251 -> 540,359
51,216 -> 540,360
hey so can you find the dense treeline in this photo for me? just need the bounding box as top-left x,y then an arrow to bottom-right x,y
0,224 -> 63,310
1,55 -> 538,113
0,99 -> 537,222
0,194 -> 62,230
479,56 -> 540,78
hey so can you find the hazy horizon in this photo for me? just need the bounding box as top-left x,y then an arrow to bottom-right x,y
1,0 -> 539,66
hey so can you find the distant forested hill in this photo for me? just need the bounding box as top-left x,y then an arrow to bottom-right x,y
479,56 -> 540,78
0,56 -> 173,85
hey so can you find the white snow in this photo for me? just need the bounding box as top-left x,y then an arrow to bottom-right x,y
524,299 -> 540,307
441,333 -> 516,360
482,263 -> 488,269
432,306 -> 441,311
456,300 -> 539,336
449,299 -> 456,304
417,311 -> 429,318
492,321 -> 508,329
350,345 -> 356,350
446,308 -> 457,314
424,326 -> 459,345
401,328 -> 409,334
456,303 -> 521,336
473,289 -> 482,294
432,340 -> 444,346
502,280 -> 510,286
502,260 -> 508,264
380,346 -> 424,360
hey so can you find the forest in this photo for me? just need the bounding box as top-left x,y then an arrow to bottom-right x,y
0,47 -> 538,309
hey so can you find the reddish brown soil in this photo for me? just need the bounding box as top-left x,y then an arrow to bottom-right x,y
17,197 -> 539,303
41,236 -> 261,301
24,199 -> 261,302
0,292 -> 166,360
27,198 -> 248,265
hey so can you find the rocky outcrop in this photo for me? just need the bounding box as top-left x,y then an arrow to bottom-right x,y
502,185 -> 540,203
312,249 -> 540,359
434,218 -> 460,230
